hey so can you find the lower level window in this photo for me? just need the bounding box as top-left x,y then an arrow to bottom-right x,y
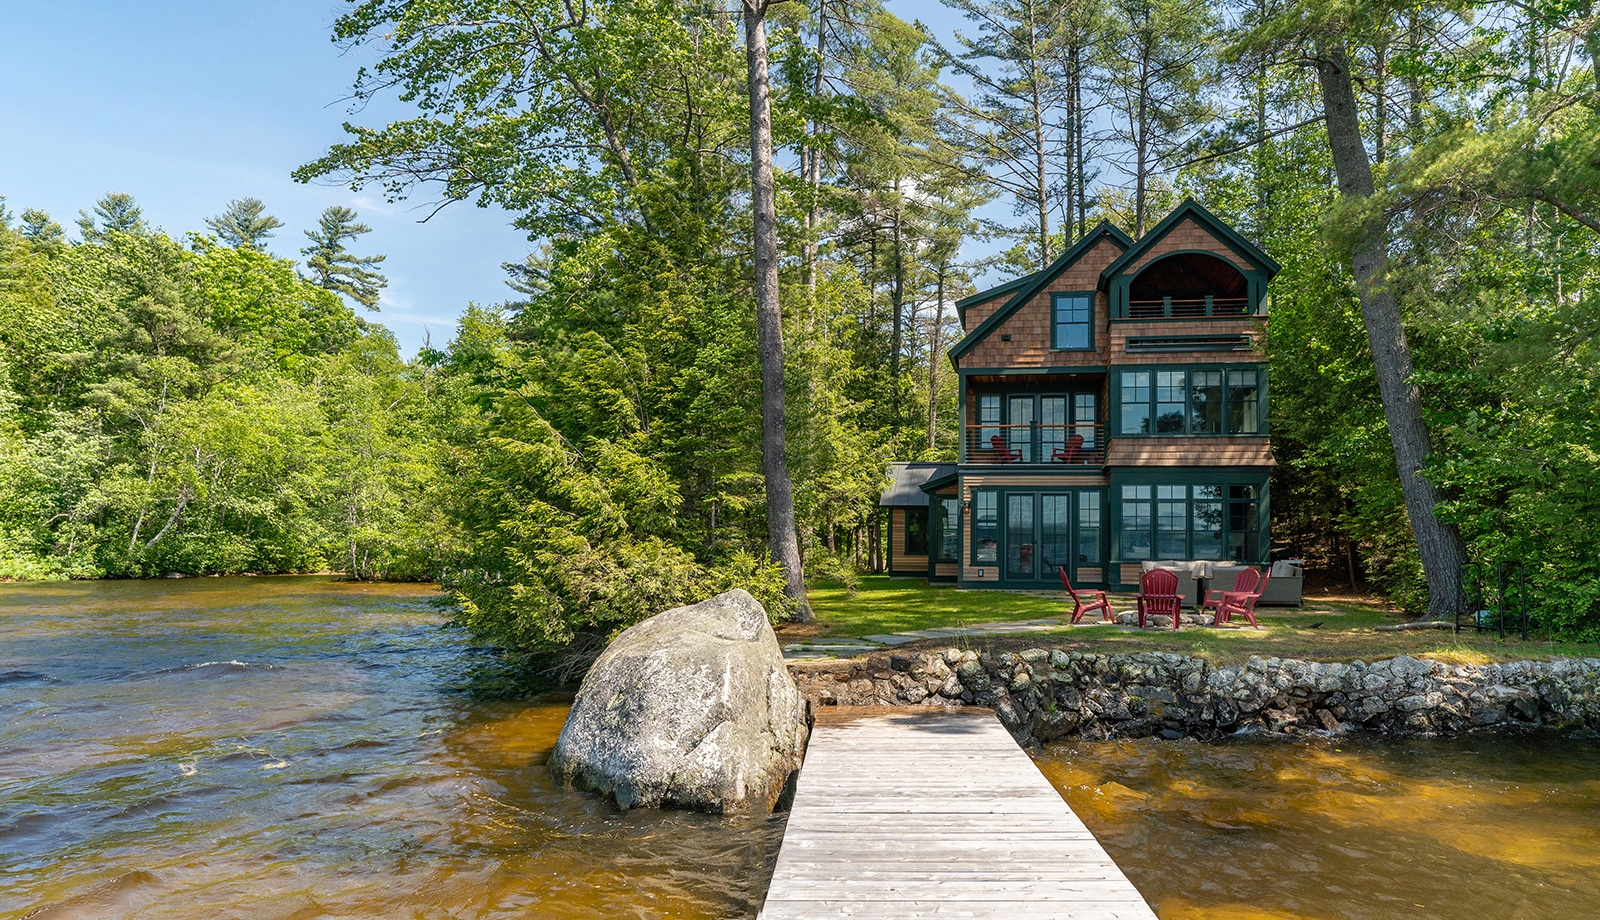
1121,482 -> 1262,562
973,491 -> 998,564
937,498 -> 960,563
1120,485 -> 1152,560
905,507 -> 929,556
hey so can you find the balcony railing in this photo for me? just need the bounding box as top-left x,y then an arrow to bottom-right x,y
965,423 -> 1105,466
1127,296 -> 1250,319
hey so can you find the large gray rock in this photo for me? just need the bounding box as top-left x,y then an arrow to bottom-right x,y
549,589 -> 808,813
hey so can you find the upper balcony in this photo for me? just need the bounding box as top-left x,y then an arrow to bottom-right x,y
1115,251 -> 1261,320
964,423 -> 1106,467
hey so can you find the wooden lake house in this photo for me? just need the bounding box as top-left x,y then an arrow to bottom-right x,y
883,200 -> 1279,591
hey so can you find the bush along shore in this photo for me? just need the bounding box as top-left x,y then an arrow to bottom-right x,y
789,650 -> 1600,743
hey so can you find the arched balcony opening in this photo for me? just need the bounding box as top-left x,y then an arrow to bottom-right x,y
1127,252 -> 1250,318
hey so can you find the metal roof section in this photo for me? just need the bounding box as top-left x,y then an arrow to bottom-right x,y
879,461 -> 959,507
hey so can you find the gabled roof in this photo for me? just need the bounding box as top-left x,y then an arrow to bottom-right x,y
948,222 -> 1134,364
1099,198 -> 1281,283
954,271 -> 1038,321
879,462 -> 959,507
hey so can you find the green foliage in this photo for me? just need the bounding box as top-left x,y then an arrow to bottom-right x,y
19,209 -> 64,252
0,201 -> 446,582
205,197 -> 284,251
300,206 -> 387,310
76,192 -> 148,243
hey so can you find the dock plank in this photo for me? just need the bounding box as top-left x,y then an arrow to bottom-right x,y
758,708 -> 1157,920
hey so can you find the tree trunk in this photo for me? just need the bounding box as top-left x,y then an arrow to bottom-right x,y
927,262 -> 946,452
744,0 -> 811,621
891,195 -> 905,430
1027,1 -> 1051,262
1134,47 -> 1151,237
1314,41 -> 1466,620
803,0 -> 827,312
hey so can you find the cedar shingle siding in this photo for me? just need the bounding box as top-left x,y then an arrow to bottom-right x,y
886,200 -> 1278,590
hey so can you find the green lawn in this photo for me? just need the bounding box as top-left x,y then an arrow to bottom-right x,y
806,575 -> 1068,636
801,575 -> 1600,666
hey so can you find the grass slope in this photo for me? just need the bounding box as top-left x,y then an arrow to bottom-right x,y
799,576 -> 1600,666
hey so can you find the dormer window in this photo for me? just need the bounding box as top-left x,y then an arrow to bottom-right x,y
1052,292 -> 1093,350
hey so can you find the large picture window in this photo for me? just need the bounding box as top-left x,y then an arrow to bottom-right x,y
1118,366 -> 1263,436
1118,483 -> 1262,562
1052,292 -> 1093,350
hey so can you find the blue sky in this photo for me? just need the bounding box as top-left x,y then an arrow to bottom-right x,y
0,2 -> 529,357
1,2 -> 975,358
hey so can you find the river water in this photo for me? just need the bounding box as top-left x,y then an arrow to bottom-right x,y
5,577 -> 1599,919
0,577 -> 780,920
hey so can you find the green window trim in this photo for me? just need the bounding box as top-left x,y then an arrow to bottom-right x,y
1051,291 -> 1095,351
1111,479 -> 1268,566
971,490 -> 999,566
936,497 -> 961,563
1112,364 -> 1267,437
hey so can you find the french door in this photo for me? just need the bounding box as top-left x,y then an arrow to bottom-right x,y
1006,392 -> 1098,463
1003,490 -> 1105,584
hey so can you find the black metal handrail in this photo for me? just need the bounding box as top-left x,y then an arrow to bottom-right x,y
1456,559 -> 1529,640
1127,296 -> 1250,319
964,423 -> 1105,466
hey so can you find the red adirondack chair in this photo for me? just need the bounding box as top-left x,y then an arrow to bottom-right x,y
1050,433 -> 1086,464
989,434 -> 1022,463
1215,568 -> 1269,628
1136,567 -> 1183,630
1059,565 -> 1112,624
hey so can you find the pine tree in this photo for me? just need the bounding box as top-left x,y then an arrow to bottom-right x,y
301,206 -> 387,311
19,209 -> 65,253
76,192 -> 148,243
205,197 -> 284,250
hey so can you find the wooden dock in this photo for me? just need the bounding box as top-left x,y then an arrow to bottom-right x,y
758,707 -> 1158,919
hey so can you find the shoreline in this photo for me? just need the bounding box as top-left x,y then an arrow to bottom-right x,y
791,648 -> 1600,744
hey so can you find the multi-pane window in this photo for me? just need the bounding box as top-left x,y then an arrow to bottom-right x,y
1120,371 -> 1152,434
1192,486 -> 1224,558
973,491 -> 999,564
1118,367 -> 1263,435
1077,492 -> 1102,564
1156,485 -> 1187,557
1228,370 -> 1260,434
1119,483 -> 1260,562
1040,495 -> 1072,577
1228,484 -> 1261,561
937,497 -> 960,563
905,507 -> 929,556
1190,371 -> 1223,434
1006,494 -> 1035,578
1052,293 -> 1092,350
977,394 -> 1001,443
1155,371 -> 1186,434
1120,485 -> 1152,560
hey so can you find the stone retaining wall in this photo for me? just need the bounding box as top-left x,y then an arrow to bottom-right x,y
788,649 -> 1600,743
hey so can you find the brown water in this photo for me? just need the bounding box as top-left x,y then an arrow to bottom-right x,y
0,577 -> 781,920
1038,735 -> 1600,919
7,578 -> 1600,920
